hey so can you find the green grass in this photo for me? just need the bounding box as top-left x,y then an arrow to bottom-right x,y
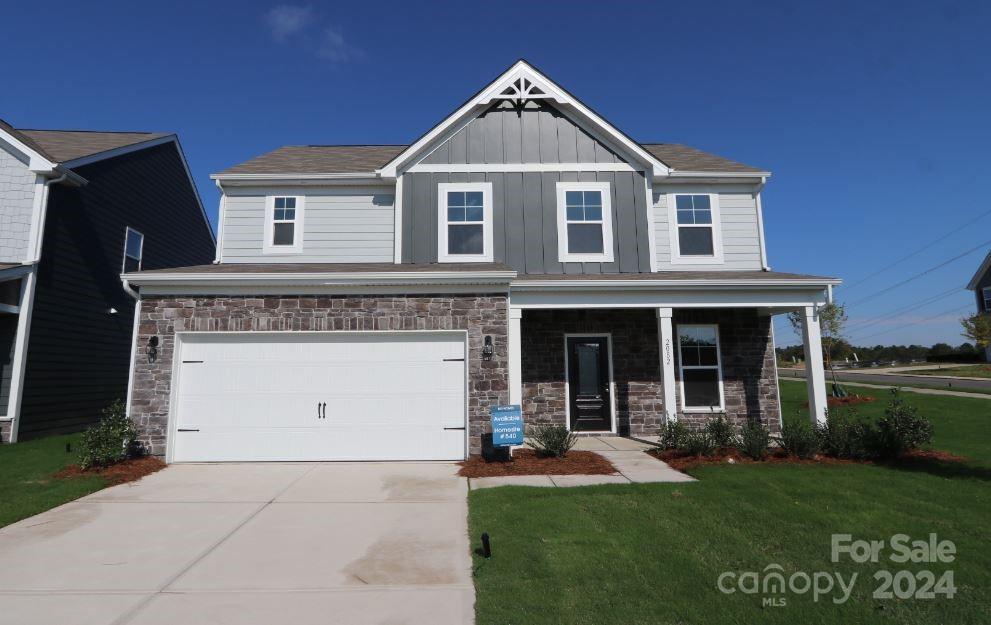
908,364 -> 991,379
469,383 -> 991,624
0,434 -> 107,528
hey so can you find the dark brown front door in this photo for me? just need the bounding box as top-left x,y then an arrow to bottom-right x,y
566,336 -> 611,431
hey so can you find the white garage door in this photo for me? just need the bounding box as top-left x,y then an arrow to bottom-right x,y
170,332 -> 467,462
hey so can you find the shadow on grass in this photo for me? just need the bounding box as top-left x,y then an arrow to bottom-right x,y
884,456 -> 991,482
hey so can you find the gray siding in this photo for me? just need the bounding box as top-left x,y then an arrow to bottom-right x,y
401,171 -> 652,274
0,141 -> 38,263
421,101 -> 622,165
221,186 -> 395,263
975,270 -> 991,313
653,186 -> 764,271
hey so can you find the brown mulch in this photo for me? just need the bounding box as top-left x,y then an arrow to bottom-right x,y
803,394 -> 875,408
458,448 -> 617,478
55,456 -> 166,485
648,447 -> 968,472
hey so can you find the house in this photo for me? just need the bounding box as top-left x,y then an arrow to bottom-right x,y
0,121 -> 215,443
122,60 -> 839,463
967,250 -> 991,360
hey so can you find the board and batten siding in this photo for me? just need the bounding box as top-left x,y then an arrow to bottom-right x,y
653,186 -> 764,271
0,141 -> 38,263
221,187 -> 395,263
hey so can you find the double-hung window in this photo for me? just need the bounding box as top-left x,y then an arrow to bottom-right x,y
437,182 -> 493,262
556,182 -> 614,262
677,324 -> 724,411
264,196 -> 304,254
122,227 -> 144,273
669,193 -> 723,263
983,287 -> 991,312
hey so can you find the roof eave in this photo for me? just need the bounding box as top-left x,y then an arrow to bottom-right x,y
122,269 -> 518,287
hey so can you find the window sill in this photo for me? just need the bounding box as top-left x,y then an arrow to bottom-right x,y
558,253 -> 615,263
668,255 -> 725,265
262,247 -> 304,255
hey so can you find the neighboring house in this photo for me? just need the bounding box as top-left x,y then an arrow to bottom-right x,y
123,60 -> 839,463
0,120 -> 215,442
967,250 -> 991,360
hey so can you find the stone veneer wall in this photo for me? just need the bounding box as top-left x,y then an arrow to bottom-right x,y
0,420 -> 10,443
130,294 -> 508,456
520,308 -> 780,437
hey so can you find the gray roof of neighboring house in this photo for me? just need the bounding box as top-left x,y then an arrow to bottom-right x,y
216,143 -> 763,176
0,118 -> 169,163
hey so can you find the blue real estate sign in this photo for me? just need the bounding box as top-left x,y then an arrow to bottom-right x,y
490,404 -> 524,447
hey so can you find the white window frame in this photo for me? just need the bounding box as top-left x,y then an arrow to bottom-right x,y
263,195 -> 305,255
983,287 -> 991,312
667,192 -> 724,265
122,227 -> 144,272
437,182 -> 493,263
555,181 -> 614,263
676,323 -> 725,413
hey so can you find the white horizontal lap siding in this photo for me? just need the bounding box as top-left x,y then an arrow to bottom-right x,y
653,187 -> 763,270
221,186 -> 395,263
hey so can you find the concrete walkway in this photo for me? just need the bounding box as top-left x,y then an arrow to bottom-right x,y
469,437 -> 692,490
0,463 -> 473,625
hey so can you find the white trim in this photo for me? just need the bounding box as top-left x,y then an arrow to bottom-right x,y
507,306 -> 523,405
393,175 -> 404,263
555,181 -> 614,263
656,308 -> 677,423
212,172 -> 381,182
666,170 -> 770,179
563,333 -> 617,434
25,176 -> 51,263
667,193 -> 724,265
801,306 -> 828,425
437,182 -> 494,263
981,286 -> 991,312
513,277 -> 841,289
378,60 -> 669,179
122,226 -> 144,272
407,162 -> 637,174
214,182 -> 227,263
124,295 -> 142,420
675,323 -> 725,413
262,195 -> 305,255
755,187 -> 770,270
0,128 -> 57,172
644,177 -> 658,272
0,303 -> 18,314
165,329 -> 470,464
769,319 -> 783,430
510,284 -> 832,311
5,270 -> 38,442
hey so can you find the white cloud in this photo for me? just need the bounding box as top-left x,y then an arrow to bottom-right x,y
315,26 -> 353,64
264,5 -> 314,43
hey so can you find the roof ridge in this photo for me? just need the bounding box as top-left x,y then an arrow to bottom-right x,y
19,128 -> 167,135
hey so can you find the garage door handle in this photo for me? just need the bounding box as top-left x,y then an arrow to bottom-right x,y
443,426 -> 466,431
177,428 -> 199,432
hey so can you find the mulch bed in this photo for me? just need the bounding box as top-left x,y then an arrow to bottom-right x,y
458,448 -> 617,478
648,447 -> 968,472
55,456 -> 166,486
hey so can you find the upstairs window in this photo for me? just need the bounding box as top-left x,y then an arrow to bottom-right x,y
264,196 -> 304,254
556,182 -> 614,263
437,182 -> 493,262
122,227 -> 143,273
669,193 -> 724,264
677,324 -> 724,411
984,287 -> 991,312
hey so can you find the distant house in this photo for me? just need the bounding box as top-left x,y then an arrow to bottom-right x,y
0,120 -> 215,442
967,250 -> 991,360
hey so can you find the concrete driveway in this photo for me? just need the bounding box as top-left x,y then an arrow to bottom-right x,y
0,463 -> 473,625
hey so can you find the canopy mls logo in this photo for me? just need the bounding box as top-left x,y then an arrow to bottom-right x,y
716,533 -> 958,607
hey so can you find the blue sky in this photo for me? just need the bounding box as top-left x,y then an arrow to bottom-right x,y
2,0 -> 988,347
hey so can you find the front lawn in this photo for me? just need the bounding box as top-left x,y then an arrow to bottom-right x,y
468,383 -> 991,625
909,364 -> 991,379
0,434 -> 106,528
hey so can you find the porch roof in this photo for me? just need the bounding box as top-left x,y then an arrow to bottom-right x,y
513,270 -> 839,287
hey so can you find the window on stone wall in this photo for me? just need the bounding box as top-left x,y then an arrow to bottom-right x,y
677,324 -> 724,411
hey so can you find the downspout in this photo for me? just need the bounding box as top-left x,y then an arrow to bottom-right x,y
121,279 -> 141,420
754,176 -> 770,271
213,180 -> 226,263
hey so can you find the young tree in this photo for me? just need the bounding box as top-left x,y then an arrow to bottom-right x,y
960,313 -> 991,354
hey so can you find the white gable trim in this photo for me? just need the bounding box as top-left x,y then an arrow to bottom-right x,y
0,128 -> 57,172
377,60 -> 670,179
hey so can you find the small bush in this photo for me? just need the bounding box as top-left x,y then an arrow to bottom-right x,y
738,420 -> 771,460
79,399 -> 136,470
815,409 -> 872,460
704,415 -> 735,449
775,416 -> 818,458
866,390 -> 934,460
681,430 -> 716,457
526,424 -> 578,458
659,419 -> 689,450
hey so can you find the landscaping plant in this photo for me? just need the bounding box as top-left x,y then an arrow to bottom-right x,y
815,409 -> 872,460
79,399 -> 136,470
703,415 -> 735,449
775,415 -> 819,458
681,430 -> 716,457
865,389 -> 934,459
659,419 -> 688,450
737,420 -> 771,460
526,424 -> 578,458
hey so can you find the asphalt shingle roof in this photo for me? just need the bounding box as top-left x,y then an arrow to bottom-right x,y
1,118 -> 169,164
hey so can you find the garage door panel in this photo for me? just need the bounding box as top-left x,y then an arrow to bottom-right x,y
171,332 -> 467,462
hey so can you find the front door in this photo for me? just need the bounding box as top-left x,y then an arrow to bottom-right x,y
566,336 -> 612,431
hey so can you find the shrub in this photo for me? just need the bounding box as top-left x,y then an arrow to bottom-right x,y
775,415 -> 818,458
704,415 -> 735,449
866,390 -> 934,460
659,419 -> 689,450
738,420 -> 771,460
79,399 -> 136,470
681,430 -> 716,457
526,424 -> 578,458
815,409 -> 871,460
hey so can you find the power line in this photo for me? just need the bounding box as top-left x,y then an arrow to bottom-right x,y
846,303 -> 972,343
842,206 -> 991,292
844,285 -> 963,332
843,238 -> 991,309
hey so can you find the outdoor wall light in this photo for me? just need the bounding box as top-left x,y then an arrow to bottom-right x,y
146,336 -> 159,363
482,335 -> 494,361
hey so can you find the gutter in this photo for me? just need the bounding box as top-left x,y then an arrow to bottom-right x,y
512,278 -> 841,290
121,279 -> 141,420
122,269 -> 518,288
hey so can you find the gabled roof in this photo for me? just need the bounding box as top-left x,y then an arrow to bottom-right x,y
641,144 -> 763,174
16,129 -> 170,163
968,250 -> 991,290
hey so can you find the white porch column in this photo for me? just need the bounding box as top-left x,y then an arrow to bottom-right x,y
6,270 -> 38,443
656,307 -> 678,423
507,306 -> 523,405
801,305 -> 828,425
